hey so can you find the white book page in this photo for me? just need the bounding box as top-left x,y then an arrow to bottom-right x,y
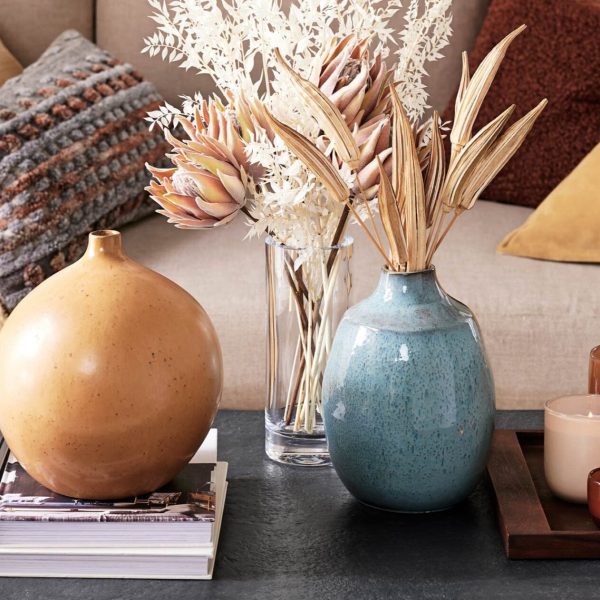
190,429 -> 218,464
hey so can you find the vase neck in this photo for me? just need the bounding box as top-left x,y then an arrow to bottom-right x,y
373,268 -> 444,306
84,230 -> 124,260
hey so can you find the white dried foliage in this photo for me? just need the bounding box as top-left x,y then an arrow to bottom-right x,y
143,0 -> 406,88
144,0 -> 453,249
395,0 -> 453,122
245,133 -> 346,254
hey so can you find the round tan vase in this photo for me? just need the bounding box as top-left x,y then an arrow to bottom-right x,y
0,230 -> 223,499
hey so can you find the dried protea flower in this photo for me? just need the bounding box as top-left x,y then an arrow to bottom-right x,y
313,35 -> 391,126
311,35 -> 394,198
353,113 -> 392,197
146,98 -> 250,229
233,91 -> 274,145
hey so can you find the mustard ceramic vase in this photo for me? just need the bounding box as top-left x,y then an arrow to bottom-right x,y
0,230 -> 222,499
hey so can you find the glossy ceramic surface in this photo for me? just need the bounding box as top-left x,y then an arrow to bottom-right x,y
0,230 -> 222,499
322,268 -> 495,512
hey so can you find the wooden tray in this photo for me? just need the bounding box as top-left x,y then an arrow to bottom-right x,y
487,430 -> 600,559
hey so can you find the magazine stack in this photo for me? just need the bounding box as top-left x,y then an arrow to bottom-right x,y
0,430 -> 227,579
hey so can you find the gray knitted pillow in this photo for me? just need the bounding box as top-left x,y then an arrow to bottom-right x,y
0,30 -> 168,314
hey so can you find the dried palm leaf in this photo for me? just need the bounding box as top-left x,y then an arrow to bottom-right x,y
442,105 -> 515,211
418,144 -> 431,171
454,51 -> 470,117
389,86 -> 404,205
416,118 -> 433,169
424,112 -> 446,227
265,109 -> 350,205
460,99 -> 548,210
275,49 -> 360,169
377,158 -> 406,269
450,25 -> 526,154
390,86 -> 427,271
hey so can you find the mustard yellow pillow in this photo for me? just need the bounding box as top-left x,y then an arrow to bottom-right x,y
0,38 -> 21,86
497,142 -> 600,263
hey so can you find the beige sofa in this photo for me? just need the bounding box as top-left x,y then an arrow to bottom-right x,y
2,0 -> 598,410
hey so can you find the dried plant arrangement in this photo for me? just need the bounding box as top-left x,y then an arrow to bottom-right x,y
144,0 -> 454,438
269,25 -> 547,274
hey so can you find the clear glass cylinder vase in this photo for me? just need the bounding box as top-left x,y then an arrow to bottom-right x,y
265,236 -> 353,466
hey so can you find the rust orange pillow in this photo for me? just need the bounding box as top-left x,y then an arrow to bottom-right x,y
444,0 -> 600,208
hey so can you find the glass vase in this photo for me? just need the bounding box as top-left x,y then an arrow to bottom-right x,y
265,236 -> 352,466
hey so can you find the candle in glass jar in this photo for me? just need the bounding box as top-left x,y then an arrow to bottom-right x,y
544,395 -> 600,503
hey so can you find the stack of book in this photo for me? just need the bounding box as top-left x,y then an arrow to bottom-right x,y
0,430 -> 228,579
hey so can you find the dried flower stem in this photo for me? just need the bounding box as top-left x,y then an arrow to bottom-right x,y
347,202 -> 394,269
326,205 -> 350,273
426,210 -> 459,264
271,224 -> 352,431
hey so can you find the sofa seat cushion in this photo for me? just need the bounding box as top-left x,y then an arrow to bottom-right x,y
122,201 -> 600,410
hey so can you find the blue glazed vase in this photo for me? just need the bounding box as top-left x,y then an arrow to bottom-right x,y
322,267 -> 495,512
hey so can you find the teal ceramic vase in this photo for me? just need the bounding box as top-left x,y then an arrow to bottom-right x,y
322,267 -> 495,512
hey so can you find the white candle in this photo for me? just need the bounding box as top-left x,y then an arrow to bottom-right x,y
545,395 -> 600,503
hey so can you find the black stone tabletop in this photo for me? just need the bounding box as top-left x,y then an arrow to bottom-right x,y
3,410 -> 600,600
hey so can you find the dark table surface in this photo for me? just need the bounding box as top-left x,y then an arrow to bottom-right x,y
3,409 -> 599,600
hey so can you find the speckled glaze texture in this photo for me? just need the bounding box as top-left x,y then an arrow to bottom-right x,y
322,268 -> 495,512
0,230 -> 222,499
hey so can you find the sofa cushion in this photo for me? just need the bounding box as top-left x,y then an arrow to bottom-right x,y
498,143 -> 600,263
0,30 -> 168,313
0,0 -> 94,66
122,201 -> 600,410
